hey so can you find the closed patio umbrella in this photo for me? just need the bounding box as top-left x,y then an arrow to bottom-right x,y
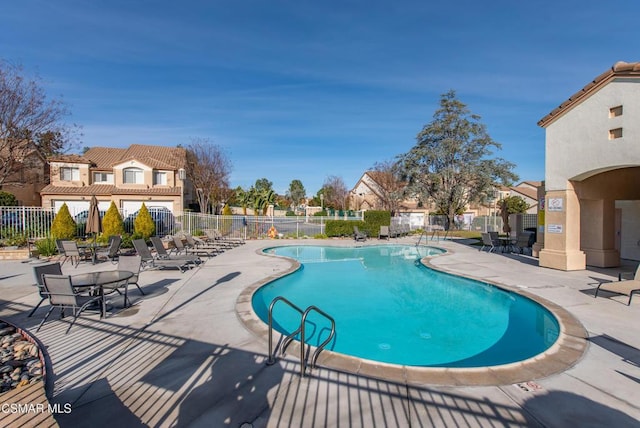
86,195 -> 102,263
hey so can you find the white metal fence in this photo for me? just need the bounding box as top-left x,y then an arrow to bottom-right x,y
0,206 -> 538,241
0,206 -> 360,240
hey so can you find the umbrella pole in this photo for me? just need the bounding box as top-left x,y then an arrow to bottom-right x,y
93,232 -> 97,264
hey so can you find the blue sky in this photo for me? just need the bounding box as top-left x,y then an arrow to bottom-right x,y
2,1 -> 638,195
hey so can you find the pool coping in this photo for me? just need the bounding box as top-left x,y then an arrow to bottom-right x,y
235,242 -> 589,387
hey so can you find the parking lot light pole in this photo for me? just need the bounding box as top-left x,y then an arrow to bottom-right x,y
178,168 -> 186,215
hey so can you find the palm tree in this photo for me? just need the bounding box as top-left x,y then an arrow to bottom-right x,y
235,187 -> 251,215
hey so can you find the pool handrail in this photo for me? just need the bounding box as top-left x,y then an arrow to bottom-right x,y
267,296 -> 336,377
266,296 -> 304,367
301,305 -> 336,374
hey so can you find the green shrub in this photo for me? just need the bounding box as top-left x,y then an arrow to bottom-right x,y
325,220 -> 366,237
0,191 -> 18,206
35,237 -> 58,257
101,201 -> 124,241
120,233 -> 134,249
134,203 -> 155,239
51,203 -> 77,240
1,232 -> 28,247
285,210 -> 295,216
313,233 -> 328,239
363,210 -> 391,237
313,210 -> 328,217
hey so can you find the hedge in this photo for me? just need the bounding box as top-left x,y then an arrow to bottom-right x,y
325,210 -> 391,238
363,210 -> 391,237
326,220 -> 366,237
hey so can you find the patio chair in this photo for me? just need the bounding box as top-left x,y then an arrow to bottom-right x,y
55,239 -> 65,259
29,262 -> 63,317
112,255 -> 144,307
60,240 -> 90,267
513,232 -> 534,255
173,236 -> 220,257
150,236 -> 203,265
378,225 -> 390,240
37,274 -> 103,333
96,235 -> 122,263
480,233 -> 499,252
595,264 -> 640,305
353,226 -> 367,242
132,239 -> 191,273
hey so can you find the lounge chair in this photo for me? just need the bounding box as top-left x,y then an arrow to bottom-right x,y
37,274 -> 103,333
132,239 -> 191,273
173,236 -> 221,257
595,264 -> 640,305
378,225 -> 390,240
149,236 -> 203,265
354,226 -> 367,242
183,233 -> 226,253
29,262 -> 63,317
480,233 -> 499,252
203,229 -> 244,246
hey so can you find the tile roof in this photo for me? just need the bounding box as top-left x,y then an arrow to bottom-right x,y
510,186 -> 537,200
40,184 -> 181,196
538,61 -> 640,127
47,154 -> 93,164
81,144 -> 186,170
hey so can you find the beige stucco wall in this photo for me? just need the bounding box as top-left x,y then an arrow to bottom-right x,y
541,78 -> 640,270
545,79 -> 640,190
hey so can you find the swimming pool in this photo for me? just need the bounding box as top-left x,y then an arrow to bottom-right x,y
252,245 -> 560,368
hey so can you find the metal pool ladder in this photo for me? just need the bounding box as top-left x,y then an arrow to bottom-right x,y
266,296 -> 336,377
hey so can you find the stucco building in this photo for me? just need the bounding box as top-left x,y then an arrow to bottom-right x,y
40,144 -> 193,216
538,61 -> 640,270
0,140 -> 49,206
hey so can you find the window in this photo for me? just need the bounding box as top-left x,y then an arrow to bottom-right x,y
123,167 -> 144,184
609,105 -> 623,118
153,171 -> 167,185
93,172 -> 114,184
60,167 -> 80,181
609,128 -> 623,140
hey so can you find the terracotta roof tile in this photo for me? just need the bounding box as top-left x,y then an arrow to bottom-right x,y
83,147 -> 127,169
48,154 -> 93,164
538,61 -> 640,127
40,184 -> 116,195
80,144 -> 186,169
40,184 -> 181,196
510,186 -> 537,200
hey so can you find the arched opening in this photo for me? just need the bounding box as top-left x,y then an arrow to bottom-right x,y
573,167 -> 640,266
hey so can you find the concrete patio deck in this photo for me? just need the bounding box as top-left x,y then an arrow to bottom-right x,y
1,237 -> 639,427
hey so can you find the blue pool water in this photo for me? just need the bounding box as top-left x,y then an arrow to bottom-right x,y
253,245 -> 560,368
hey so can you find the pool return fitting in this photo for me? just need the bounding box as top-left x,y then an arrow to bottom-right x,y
266,296 -> 336,377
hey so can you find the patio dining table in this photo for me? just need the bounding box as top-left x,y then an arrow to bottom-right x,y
70,270 -> 134,317
498,236 -> 515,253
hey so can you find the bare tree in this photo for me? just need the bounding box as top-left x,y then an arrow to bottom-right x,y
369,160 -> 406,215
322,175 -> 349,211
185,138 -> 232,214
0,61 -> 77,186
